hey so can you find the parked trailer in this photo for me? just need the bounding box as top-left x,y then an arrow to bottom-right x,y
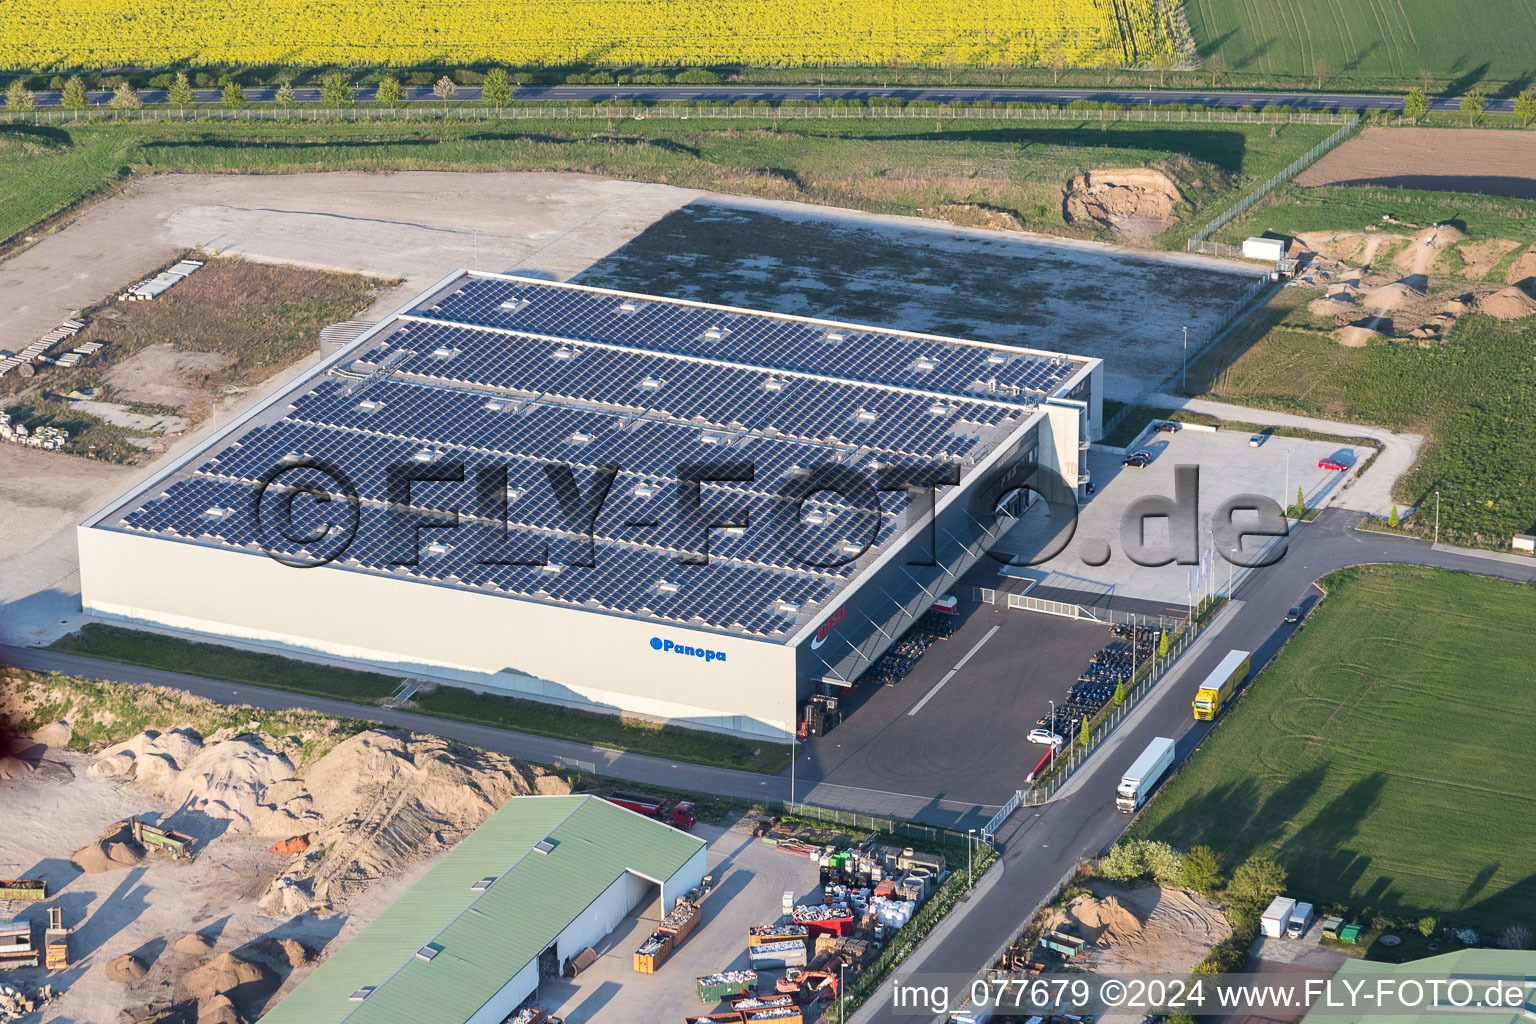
605,791 -> 698,829
1192,650 -> 1251,721
1261,897 -> 1297,938
749,940 -> 809,971
0,880 -> 46,902
130,817 -> 195,860
1039,931 -> 1087,958
748,924 -> 808,948
1116,737 -> 1177,812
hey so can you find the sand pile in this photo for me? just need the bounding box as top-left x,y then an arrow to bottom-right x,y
1507,245 -> 1536,285
72,822 -> 148,873
1060,884 -> 1231,975
262,730 -> 569,914
176,933 -> 215,955
1477,285 -> 1536,320
1309,295 -> 1357,319
106,954 -> 147,982
95,730 -> 321,837
1062,168 -> 1179,238
249,937 -> 312,969
181,952 -> 272,1022
1441,295 -> 1475,314
1362,279 -> 1424,312
1339,320 -> 1387,347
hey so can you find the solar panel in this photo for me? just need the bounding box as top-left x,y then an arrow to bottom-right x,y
108,275 -> 1088,637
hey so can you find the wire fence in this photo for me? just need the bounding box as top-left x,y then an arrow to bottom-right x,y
0,102 -> 1363,128
772,800 -> 978,849
1186,114 -> 1362,252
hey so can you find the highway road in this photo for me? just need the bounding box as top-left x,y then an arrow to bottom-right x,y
6,508 -> 1534,1023
0,83 -> 1512,113
849,509 -> 1536,1022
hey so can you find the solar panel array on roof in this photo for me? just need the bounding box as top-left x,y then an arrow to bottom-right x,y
106,275 -> 1087,639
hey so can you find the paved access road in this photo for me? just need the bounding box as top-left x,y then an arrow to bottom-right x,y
1,84 -> 1512,112
849,509 -> 1536,1021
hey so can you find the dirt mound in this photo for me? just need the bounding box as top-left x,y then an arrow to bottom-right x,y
106,954 -> 148,982
197,994 -> 243,1024
1362,280 -> 1424,312
1063,168 -> 1179,238
30,721 -> 71,749
98,731 -> 321,837
1508,245 -> 1536,285
1309,296 -> 1357,319
1061,883 -> 1230,975
1064,893 -> 1145,942
1441,295 -> 1475,315
248,937 -> 312,969
923,203 -> 1025,232
1338,322 -> 1385,347
175,933 -> 216,955
262,730 -> 569,914
1477,284 -> 1536,320
72,822 -> 148,873
181,952 -> 272,1005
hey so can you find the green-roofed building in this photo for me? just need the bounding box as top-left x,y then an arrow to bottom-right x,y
258,794 -> 707,1024
1299,950 -> 1536,1024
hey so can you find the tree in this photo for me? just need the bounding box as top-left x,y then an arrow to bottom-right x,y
433,75 -> 458,108
321,71 -> 353,108
1150,50 -> 1177,89
61,74 -> 88,115
275,81 -> 296,108
1100,839 -> 1184,885
5,79 -> 36,111
1503,925 -> 1532,950
221,80 -> 246,108
1044,42 -> 1068,85
1293,486 -> 1306,518
109,80 -> 142,110
1460,87 -> 1486,125
1515,87 -> 1536,127
1417,916 -> 1437,938
481,67 -> 512,110
1206,53 -> 1225,89
1313,57 -> 1328,90
1229,853 -> 1287,906
376,75 -> 404,107
1402,87 -> 1428,124
1079,714 -> 1089,747
1181,845 -> 1223,894
167,71 -> 194,110
1157,630 -> 1169,659
1098,56 -> 1118,85
1388,504 -> 1400,528
1113,680 -> 1126,706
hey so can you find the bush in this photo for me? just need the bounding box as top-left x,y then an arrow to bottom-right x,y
1229,854 -> 1287,906
1099,839 -> 1184,885
1417,916 -> 1436,938
1181,845 -> 1223,894
675,67 -> 720,84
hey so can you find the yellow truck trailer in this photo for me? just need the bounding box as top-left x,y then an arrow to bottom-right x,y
1192,650 -> 1251,721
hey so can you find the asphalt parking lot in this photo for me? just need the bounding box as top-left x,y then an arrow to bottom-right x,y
802,600 -> 1113,812
1002,427 -> 1358,605
539,817 -> 821,1024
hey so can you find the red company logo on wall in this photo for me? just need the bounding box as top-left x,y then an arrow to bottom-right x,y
810,605 -> 848,650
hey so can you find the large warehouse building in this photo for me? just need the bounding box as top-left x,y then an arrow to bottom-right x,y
257,794 -> 707,1024
79,272 -> 1102,738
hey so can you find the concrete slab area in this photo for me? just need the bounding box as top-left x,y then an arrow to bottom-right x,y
1000,427 -> 1356,606
802,601 -> 1112,810
537,817 -> 822,1024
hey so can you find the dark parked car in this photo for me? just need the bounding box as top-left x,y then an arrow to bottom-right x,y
1286,605 -> 1304,623
1122,454 -> 1150,469
1154,421 -> 1180,433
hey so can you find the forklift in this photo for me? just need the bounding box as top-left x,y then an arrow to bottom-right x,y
797,694 -> 842,738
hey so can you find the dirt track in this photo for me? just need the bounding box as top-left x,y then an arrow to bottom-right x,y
1296,127 -> 1536,199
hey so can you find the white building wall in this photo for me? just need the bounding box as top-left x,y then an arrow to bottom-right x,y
77,527 -> 798,738
466,959 -> 541,1024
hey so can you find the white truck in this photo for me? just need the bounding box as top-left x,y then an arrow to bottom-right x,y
1116,737 -> 1177,812
1287,902 -> 1315,938
1262,897 -> 1297,938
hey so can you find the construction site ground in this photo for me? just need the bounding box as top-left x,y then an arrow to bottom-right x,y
536,817 -> 823,1024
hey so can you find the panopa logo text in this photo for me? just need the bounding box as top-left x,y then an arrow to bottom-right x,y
650,637 -> 727,663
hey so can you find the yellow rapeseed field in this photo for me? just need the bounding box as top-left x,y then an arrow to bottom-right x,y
1,0 -> 1178,70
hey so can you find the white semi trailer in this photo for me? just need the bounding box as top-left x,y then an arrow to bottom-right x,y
1115,737 -> 1177,812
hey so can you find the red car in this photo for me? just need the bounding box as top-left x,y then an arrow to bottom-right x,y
1318,458 -> 1348,471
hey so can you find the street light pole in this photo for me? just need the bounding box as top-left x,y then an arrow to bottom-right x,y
1435,491 -> 1440,546
1049,700 -> 1056,773
790,731 -> 796,806
1285,449 -> 1291,511
1182,325 -> 1188,391
968,828 -> 976,887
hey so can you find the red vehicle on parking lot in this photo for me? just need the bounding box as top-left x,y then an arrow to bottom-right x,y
1318,458 -> 1348,471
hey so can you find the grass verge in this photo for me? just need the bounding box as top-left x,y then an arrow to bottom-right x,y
48,623 -> 791,773
1129,564 -> 1536,930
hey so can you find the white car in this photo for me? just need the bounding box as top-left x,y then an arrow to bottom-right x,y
1248,433 -> 1268,447
1027,728 -> 1064,747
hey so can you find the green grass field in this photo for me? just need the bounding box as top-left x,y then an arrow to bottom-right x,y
0,116 -> 1338,252
1216,184 -> 1536,251
50,624 -> 790,773
1186,0 -> 1536,89
1184,286 -> 1536,546
1131,565 -> 1536,929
